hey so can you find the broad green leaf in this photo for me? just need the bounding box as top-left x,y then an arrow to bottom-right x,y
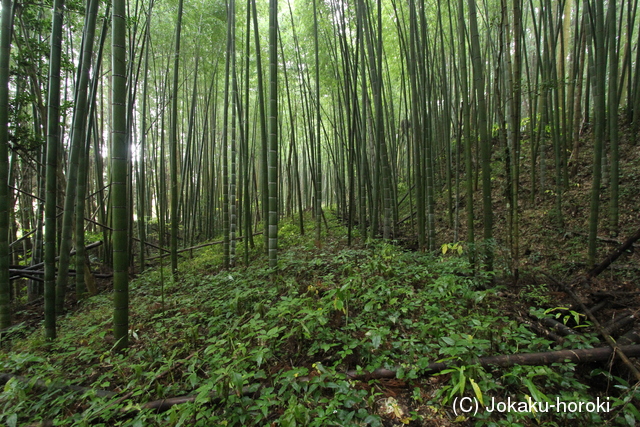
627,403 -> 640,421
371,332 -> 382,349
625,413 -> 635,426
523,378 -> 549,403
231,372 -> 244,394
442,336 -> 455,346
470,378 -> 483,406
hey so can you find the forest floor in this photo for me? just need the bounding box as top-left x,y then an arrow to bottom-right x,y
1,125 -> 640,426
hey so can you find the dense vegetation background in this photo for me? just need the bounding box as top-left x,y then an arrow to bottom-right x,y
0,0 -> 639,424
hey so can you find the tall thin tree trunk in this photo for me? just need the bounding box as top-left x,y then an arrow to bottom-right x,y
468,0 -> 493,269
56,0 -> 99,310
111,0 -> 129,349
138,4 -> 151,271
169,0 -> 184,274
230,0 -> 238,266
313,0 -> 322,246
268,0 -> 278,269
408,0 -> 425,250
250,0 -> 269,254
587,0 -> 606,269
510,0 -> 522,281
222,2 -> 231,268
44,0 -> 65,340
457,0 -> 474,261
607,0 -> 619,237
0,0 -> 13,329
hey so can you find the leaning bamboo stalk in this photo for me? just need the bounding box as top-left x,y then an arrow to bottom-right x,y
145,233 -> 262,262
588,227 -> 640,278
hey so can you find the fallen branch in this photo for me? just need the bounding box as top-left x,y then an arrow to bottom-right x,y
10,343 -> 640,417
602,314 -> 635,336
340,345 -> 640,380
179,233 -> 262,253
9,269 -> 112,279
544,273 -> 640,382
619,330 -> 640,346
537,316 -> 579,336
9,272 -> 43,282
10,229 -> 36,248
21,241 -> 104,271
146,233 -> 262,262
88,349 -> 204,420
588,226 -> 640,278
112,385 -> 258,417
0,322 -> 27,336
0,373 -> 117,398
396,211 -> 417,226
592,291 -> 640,298
589,300 -> 609,315
569,231 -> 627,246
9,187 -> 167,255
140,395 -> 204,412
141,341 -> 630,412
517,315 -> 565,344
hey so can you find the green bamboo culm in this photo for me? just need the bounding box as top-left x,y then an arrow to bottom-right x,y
312,0 -> 321,246
112,0 -> 129,350
250,0 -> 268,254
587,0 -> 605,270
468,0 -> 493,270
243,0 -> 252,266
138,6 -> 151,273
607,0 -> 619,238
170,0 -> 184,275
230,0 -> 237,267
222,1 -> 232,269
457,0 -> 474,263
407,0 -> 425,250
59,0 -> 99,307
268,0 -> 278,269
44,0 -> 65,340
0,0 -> 13,329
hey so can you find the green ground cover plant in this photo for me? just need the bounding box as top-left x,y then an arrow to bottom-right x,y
1,217 -> 638,426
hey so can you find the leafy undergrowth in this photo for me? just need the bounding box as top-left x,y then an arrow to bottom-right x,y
1,220 -> 639,426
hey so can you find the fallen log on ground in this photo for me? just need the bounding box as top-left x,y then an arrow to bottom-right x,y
592,291 -> 640,298
0,322 -> 27,336
619,330 -> 640,346
602,314 -> 635,336
589,300 -> 609,314
588,226 -> 640,278
134,344 -> 640,414
84,349 -> 206,421
517,315 -> 565,344
545,273 -> 640,382
537,316 -> 579,336
341,344 -> 640,380
0,373 -> 117,398
136,385 -> 257,413
8,343 -> 640,417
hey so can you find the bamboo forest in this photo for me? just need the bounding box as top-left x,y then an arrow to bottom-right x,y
1,0 -> 640,424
